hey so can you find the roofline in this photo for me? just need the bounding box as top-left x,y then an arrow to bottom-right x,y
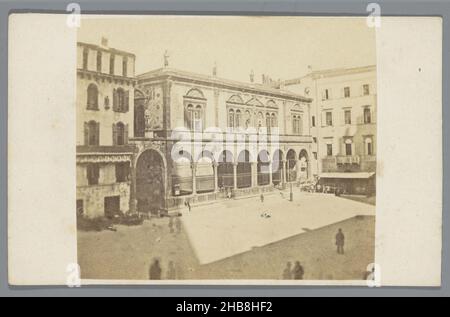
137,68 -> 312,103
284,64 -> 377,86
77,42 -> 136,58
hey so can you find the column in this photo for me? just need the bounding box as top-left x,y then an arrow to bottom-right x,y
192,163 -> 197,195
129,155 -> 137,213
296,159 -> 301,182
251,162 -> 258,187
284,160 -> 288,183
233,163 -> 238,190
269,163 -> 273,185
213,163 -> 219,193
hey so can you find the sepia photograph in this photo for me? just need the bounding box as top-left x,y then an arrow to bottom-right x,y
75,16 -> 378,282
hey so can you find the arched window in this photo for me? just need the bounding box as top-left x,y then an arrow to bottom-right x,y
84,121 -> 99,146
235,110 -> 242,129
292,115 -> 302,135
228,109 -> 235,129
96,51 -> 102,72
266,113 -> 271,133
271,113 -> 278,129
113,122 -> 128,146
185,104 -> 203,131
87,84 -> 99,110
257,112 -> 264,130
113,88 -> 129,113
245,110 -> 252,128
194,105 -> 203,131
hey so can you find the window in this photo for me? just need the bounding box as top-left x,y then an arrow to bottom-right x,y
113,88 -> 129,113
292,115 -> 302,135
366,138 -> 374,155
311,116 -> 316,127
344,110 -> 352,125
96,51 -> 102,72
228,109 -> 235,129
186,105 -> 203,131
87,84 -> 99,110
84,121 -> 100,146
194,105 -> 203,131
363,84 -> 370,95
76,199 -> 84,216
344,87 -> 350,98
110,54 -> 115,75
364,108 -> 372,124
271,113 -> 277,129
345,139 -> 353,156
327,144 -> 333,156
257,112 -> 264,129
122,57 -> 128,77
235,110 -> 242,129
326,111 -> 333,126
87,164 -> 100,185
113,122 -> 128,145
323,89 -> 330,100
82,48 -> 88,70
313,137 -> 317,143
115,162 -> 130,183
245,111 -> 252,128
266,113 -> 272,133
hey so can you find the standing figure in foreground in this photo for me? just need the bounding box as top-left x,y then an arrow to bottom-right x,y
336,228 -> 345,255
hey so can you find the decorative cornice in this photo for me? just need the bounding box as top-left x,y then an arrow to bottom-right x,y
138,68 -> 312,103
77,69 -> 137,86
76,153 -> 133,164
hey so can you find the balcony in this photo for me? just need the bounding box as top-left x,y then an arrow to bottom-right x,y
336,155 -> 360,165
322,155 -> 377,173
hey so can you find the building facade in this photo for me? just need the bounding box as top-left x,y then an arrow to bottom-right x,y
76,41 -> 136,218
283,65 -> 377,195
132,67 -> 316,214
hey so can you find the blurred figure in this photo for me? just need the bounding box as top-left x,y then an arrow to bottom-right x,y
282,262 -> 292,280
292,261 -> 304,280
336,228 -> 345,255
175,217 -> 182,234
168,217 -> 174,233
167,261 -> 177,280
149,258 -> 162,280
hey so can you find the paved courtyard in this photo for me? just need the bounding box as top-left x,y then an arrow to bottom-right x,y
78,192 -> 375,281
181,192 -> 375,264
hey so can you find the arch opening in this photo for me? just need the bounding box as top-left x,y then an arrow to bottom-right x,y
257,150 -> 271,186
136,150 -> 165,214
237,150 -> 252,189
218,150 -> 234,189
286,149 -> 297,182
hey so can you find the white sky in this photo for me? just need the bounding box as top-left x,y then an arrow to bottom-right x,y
78,16 -> 376,82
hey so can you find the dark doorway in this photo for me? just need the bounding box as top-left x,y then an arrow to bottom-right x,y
136,150 -> 165,214
104,196 -> 120,218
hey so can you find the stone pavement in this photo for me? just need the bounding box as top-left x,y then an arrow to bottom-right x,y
180,192 -> 375,264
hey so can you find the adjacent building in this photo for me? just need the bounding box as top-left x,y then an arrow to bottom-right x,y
283,65 -> 377,195
76,40 -> 136,218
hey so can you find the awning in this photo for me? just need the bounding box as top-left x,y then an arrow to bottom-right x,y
319,172 -> 375,179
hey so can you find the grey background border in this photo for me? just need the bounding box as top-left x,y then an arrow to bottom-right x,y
0,0 -> 448,297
